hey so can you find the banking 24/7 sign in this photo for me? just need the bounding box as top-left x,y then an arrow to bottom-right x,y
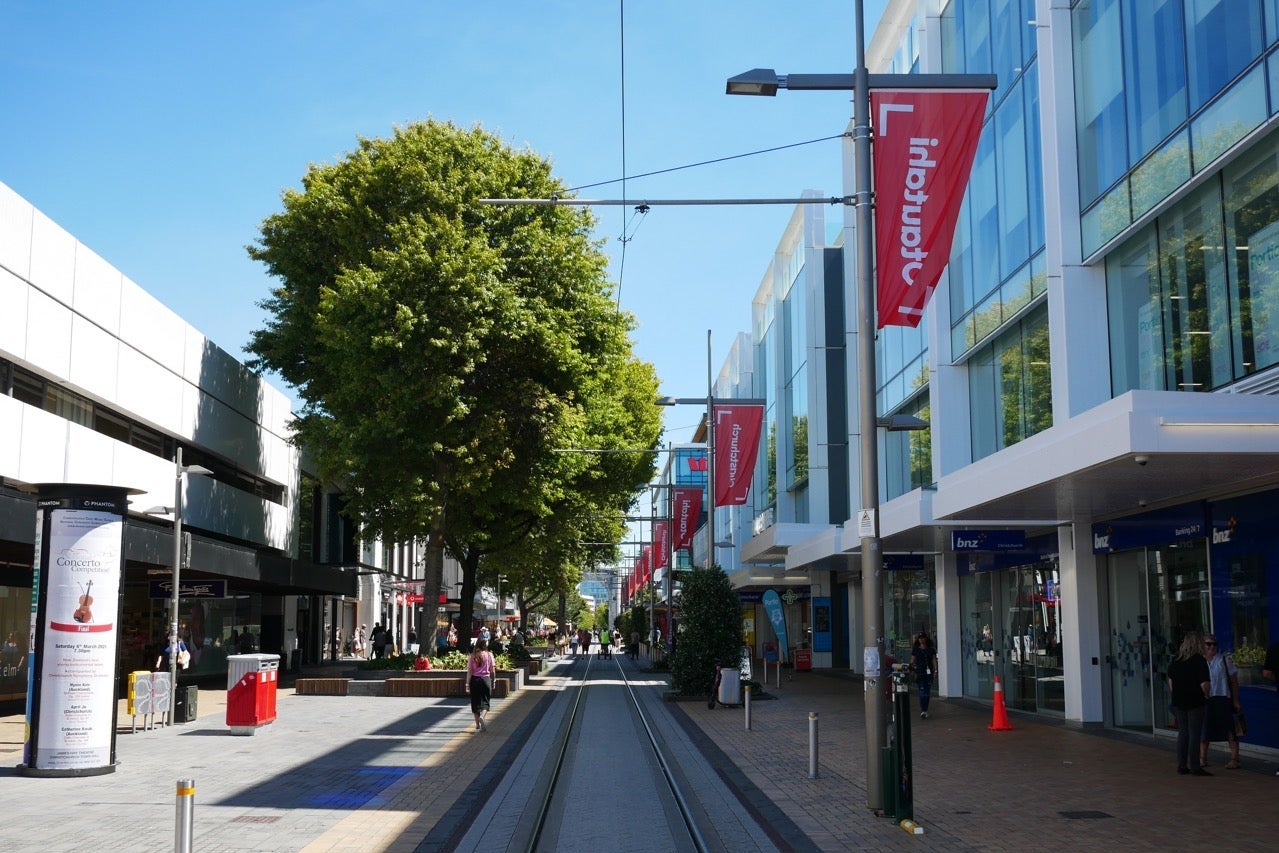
951,530 -> 1026,552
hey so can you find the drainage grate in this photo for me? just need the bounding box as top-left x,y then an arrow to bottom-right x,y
230,816 -> 282,824
1059,810 -> 1112,820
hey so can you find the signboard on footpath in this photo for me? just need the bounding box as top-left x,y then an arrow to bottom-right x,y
23,485 -> 135,777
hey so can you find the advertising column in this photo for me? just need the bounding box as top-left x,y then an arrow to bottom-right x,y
21,484 -> 133,777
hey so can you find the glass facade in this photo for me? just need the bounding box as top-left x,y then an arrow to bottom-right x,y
1108,128 -> 1279,392
1074,0 -> 1278,256
938,0 -> 1051,465
968,305 -> 1052,461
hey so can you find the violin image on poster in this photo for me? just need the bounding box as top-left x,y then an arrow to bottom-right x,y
73,580 -> 94,624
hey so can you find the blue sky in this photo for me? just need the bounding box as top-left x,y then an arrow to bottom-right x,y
2,1 -> 887,446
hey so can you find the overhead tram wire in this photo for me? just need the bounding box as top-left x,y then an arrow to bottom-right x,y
565,132 -> 849,194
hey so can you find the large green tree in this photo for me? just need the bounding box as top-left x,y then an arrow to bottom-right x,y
247,120 -> 661,639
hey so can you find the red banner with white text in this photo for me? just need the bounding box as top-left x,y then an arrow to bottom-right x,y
653,521 -> 670,569
871,88 -> 988,328
672,487 -> 703,550
713,404 -> 765,506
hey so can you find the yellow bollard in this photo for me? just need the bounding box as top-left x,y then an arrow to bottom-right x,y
175,778 -> 195,852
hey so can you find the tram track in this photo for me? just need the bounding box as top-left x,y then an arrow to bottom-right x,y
527,652 -> 709,853
445,650 -> 781,853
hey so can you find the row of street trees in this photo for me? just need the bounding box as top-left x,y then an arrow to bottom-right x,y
247,119 -> 664,641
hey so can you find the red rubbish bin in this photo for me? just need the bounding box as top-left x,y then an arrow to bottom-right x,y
226,653 -> 280,735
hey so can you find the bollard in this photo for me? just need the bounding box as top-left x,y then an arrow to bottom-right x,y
808,712 -> 819,779
175,778 -> 195,853
744,683 -> 752,731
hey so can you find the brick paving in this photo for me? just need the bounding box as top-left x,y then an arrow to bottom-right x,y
2,660 -> 1276,852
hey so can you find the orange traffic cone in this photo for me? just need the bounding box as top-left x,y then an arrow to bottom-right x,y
988,675 -> 1015,731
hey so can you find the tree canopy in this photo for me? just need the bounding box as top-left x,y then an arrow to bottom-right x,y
248,119 -> 662,630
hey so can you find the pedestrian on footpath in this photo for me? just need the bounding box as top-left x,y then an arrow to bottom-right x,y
1167,631 -> 1212,776
1200,634 -> 1241,769
354,624 -> 366,658
629,630 -> 640,661
911,632 -> 938,719
465,639 -> 495,732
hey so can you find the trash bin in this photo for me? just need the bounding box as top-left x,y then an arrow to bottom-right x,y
174,684 -> 198,723
717,666 -> 741,705
226,653 -> 280,735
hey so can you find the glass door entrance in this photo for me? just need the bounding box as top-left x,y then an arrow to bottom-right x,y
1106,543 -> 1211,732
960,561 -> 1064,714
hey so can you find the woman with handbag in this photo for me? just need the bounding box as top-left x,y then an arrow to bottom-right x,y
1200,634 -> 1242,769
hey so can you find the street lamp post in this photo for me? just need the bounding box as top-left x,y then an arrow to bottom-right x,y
727,0 -> 994,812
145,447 -> 212,722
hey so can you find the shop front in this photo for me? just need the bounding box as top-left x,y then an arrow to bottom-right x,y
1097,493 -> 1279,751
958,535 -> 1065,715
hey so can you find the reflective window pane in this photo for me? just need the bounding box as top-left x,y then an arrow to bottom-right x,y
1122,0 -> 1188,160
1185,0 -> 1263,110
1074,0 -> 1128,205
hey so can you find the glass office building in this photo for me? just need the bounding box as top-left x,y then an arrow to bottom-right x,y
728,0 -> 1279,753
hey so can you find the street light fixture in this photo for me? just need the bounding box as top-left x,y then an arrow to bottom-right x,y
727,0 -> 994,813
143,447 -> 212,722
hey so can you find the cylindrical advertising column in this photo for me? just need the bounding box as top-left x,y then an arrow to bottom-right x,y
21,484 -> 134,777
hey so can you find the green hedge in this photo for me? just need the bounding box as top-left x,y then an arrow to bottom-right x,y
355,651 -> 516,671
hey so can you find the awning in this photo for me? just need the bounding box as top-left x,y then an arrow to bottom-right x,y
541,616 -> 557,628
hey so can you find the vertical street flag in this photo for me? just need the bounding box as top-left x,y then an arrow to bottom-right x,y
713,404 -> 766,506
871,88 -> 988,328
653,521 -> 671,569
641,546 -> 652,586
672,487 -> 703,550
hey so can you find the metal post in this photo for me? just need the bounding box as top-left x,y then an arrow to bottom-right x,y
744,683 -> 752,731
853,0 -> 887,811
808,712 -> 819,779
169,448 -> 184,723
705,329 -> 715,568
175,778 -> 195,852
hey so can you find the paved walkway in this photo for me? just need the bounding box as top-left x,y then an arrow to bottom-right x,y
1,659 -> 1277,852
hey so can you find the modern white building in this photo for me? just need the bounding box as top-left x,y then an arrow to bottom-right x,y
715,0 -> 1279,755
0,178 -> 389,702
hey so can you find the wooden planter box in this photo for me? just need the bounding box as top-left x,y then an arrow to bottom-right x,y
295,678 -> 350,696
384,676 -> 511,698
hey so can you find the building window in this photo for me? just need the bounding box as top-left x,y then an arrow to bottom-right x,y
969,305 -> 1052,461
1107,131 -> 1279,393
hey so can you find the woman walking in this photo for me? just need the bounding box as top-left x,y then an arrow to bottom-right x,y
466,639 -> 495,732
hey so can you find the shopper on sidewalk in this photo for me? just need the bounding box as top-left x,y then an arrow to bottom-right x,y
1200,634 -> 1241,769
1167,631 -> 1212,776
465,639 -> 495,732
911,632 -> 938,719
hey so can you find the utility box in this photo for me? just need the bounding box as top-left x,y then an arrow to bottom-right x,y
226,653 -> 280,734
174,684 -> 198,723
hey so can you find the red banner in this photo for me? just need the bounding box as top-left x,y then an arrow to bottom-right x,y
672,487 -> 703,550
871,89 -> 988,328
653,521 -> 670,569
713,404 -> 765,506
640,546 -> 652,586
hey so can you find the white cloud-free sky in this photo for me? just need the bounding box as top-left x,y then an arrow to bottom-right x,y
2,0 -> 888,445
